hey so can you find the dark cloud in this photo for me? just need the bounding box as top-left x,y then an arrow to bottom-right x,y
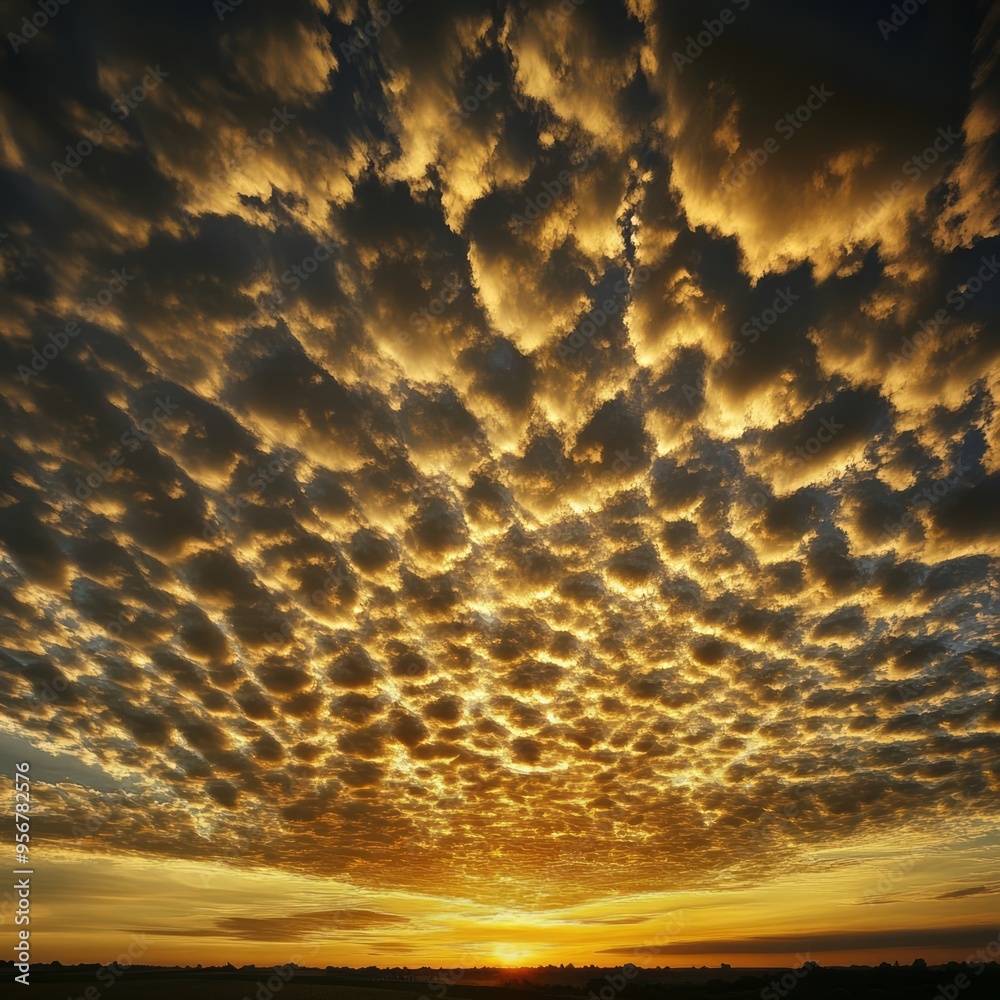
599,926 -> 1000,955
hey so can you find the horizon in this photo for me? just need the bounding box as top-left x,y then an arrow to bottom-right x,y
2,0 -> 999,983
7,957 -> 1000,969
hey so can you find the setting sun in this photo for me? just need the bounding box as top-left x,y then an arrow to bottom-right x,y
490,946 -> 538,967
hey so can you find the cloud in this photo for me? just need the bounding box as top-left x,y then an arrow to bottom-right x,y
598,926 -> 1000,955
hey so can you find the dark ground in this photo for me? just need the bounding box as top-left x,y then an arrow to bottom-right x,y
6,964 -> 1000,1000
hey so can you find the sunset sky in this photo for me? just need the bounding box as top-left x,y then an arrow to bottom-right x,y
1,0 -> 999,972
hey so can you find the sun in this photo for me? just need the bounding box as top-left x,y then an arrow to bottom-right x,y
490,945 -> 536,967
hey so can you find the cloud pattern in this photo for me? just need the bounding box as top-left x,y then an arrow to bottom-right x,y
1,0 -> 999,924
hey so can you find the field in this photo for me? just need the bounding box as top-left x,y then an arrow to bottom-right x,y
13,966 -> 1000,1000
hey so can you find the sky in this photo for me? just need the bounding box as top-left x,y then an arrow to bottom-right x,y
1,0 -> 999,972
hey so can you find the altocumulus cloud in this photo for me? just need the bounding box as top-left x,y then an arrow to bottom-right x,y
0,0 -> 998,922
